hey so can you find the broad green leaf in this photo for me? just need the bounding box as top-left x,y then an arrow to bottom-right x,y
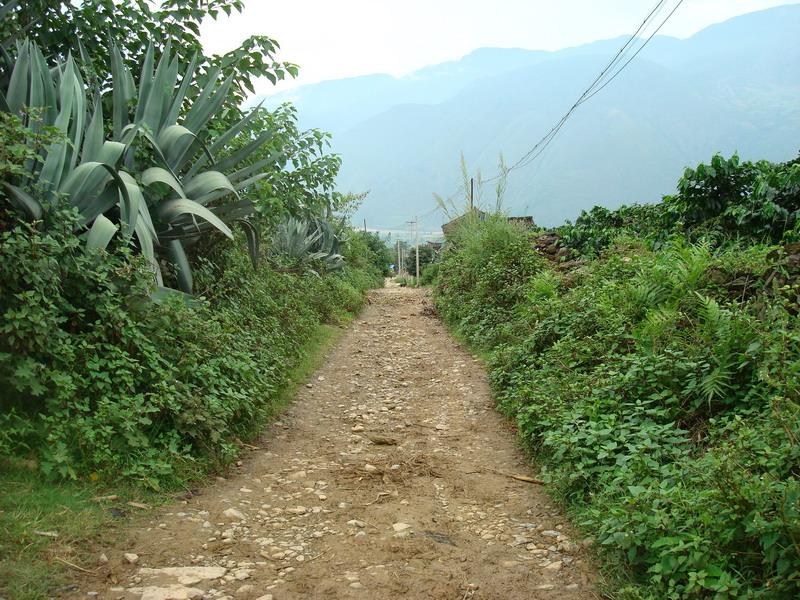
157,124 -> 196,168
156,198 -> 233,239
6,39 -> 30,114
82,98 -> 105,162
142,167 -> 186,198
166,239 -> 193,294
1,182 -> 42,220
236,219 -> 260,269
85,214 -> 117,253
163,52 -> 198,127
211,129 -> 274,174
183,170 -> 237,200
117,171 -> 143,240
185,103 -> 265,177
183,72 -> 233,134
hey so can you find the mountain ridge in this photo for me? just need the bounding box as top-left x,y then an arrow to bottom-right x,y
260,4 -> 800,228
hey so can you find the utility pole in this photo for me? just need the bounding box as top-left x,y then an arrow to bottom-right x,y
470,177 -> 474,212
406,219 -> 415,278
396,239 -> 401,275
363,218 -> 367,233
414,216 -> 420,285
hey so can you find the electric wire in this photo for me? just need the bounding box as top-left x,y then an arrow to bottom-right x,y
477,0 -> 682,183
420,0 -> 684,226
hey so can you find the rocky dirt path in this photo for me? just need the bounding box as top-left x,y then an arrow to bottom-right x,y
71,286 -> 599,600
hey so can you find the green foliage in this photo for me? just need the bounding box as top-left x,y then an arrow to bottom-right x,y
394,275 -> 414,287
0,209 -> 376,488
239,105 -> 343,222
0,0 -> 296,114
559,203 -> 669,258
268,217 -> 345,273
0,39 -> 285,292
420,262 -> 440,286
668,154 -> 800,242
560,153 -> 800,257
436,215 -> 546,348
404,243 -> 437,275
344,230 -> 393,277
435,217 -> 800,598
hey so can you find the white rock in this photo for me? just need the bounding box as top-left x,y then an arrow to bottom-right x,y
138,567 -> 227,586
223,508 -> 246,521
235,584 -> 254,596
138,585 -> 203,600
124,553 -> 139,565
288,471 -> 307,480
363,464 -> 378,473
541,530 -> 561,538
543,561 -> 563,571
392,522 -> 412,533
347,519 -> 366,528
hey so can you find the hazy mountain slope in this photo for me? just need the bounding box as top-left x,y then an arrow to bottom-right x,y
258,47 -> 551,134
262,4 -> 800,228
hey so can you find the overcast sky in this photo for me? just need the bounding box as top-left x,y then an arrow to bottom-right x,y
200,0 -> 797,96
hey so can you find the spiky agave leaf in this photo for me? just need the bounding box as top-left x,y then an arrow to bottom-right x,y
3,39 -> 285,294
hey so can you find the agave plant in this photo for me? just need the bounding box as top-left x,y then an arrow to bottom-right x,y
269,217 -> 344,273
1,39 -> 281,293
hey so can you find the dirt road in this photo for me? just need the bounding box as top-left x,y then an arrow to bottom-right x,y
72,286 -> 598,599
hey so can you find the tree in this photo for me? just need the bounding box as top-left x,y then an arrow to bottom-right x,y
0,0 -> 297,118
405,243 -> 436,275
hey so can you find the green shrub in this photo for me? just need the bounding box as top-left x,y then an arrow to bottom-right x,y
559,153 -> 800,258
0,209 -> 376,489
420,262 -> 440,286
435,219 -> 800,598
346,230 -> 393,277
436,215 -> 546,349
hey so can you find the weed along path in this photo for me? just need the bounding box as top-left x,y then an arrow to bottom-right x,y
71,286 -> 598,600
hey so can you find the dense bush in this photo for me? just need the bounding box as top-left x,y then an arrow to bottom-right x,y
560,153 -> 800,258
342,230 -> 393,278
435,215 -> 800,598
0,209 -> 379,488
436,215 -> 546,348
404,243 -> 437,275
419,262 -> 440,286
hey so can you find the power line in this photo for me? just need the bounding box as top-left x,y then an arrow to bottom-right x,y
476,0 -> 683,183
425,0 -> 684,221
498,0 -> 670,176
578,0 -> 685,106
508,0 -> 685,175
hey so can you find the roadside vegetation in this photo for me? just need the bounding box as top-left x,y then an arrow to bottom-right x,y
0,1 -> 390,596
435,153 -> 800,598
